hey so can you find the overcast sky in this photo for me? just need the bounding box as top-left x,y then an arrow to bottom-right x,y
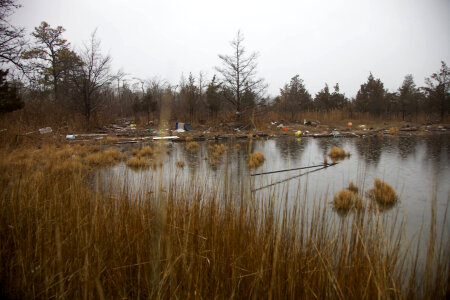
11,0 -> 450,98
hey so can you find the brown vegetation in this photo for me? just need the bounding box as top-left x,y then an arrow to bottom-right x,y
126,156 -> 150,169
176,160 -> 185,168
186,141 -> 200,151
333,189 -> 363,211
79,147 -> 122,166
328,146 -> 350,162
348,181 -> 359,193
134,145 -> 154,157
0,145 -> 448,299
368,178 -> 398,206
248,152 -> 265,169
208,143 -> 228,165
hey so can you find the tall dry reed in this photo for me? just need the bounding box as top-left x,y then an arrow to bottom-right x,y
0,144 -> 448,299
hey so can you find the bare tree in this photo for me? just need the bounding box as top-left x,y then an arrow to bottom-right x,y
0,0 -> 26,68
215,31 -> 266,118
69,30 -> 112,122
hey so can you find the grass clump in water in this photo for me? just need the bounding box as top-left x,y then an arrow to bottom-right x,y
248,152 -> 265,169
0,144 -> 448,299
85,147 -> 122,166
328,146 -> 350,162
333,189 -> 363,211
186,141 -> 200,151
208,143 -> 228,165
388,127 -> 399,135
348,181 -> 359,193
133,145 -> 153,157
126,156 -> 150,169
176,160 -> 185,168
368,178 -> 398,206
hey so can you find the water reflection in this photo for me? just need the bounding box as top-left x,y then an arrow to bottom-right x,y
354,136 -> 383,165
398,137 -> 417,159
103,134 -> 449,247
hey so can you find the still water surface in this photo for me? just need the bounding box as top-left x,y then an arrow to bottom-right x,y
102,133 -> 449,247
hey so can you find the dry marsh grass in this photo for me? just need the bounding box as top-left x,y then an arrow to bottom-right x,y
133,145 -> 154,157
368,178 -> 398,206
85,147 -> 123,166
333,189 -> 363,211
0,145 -> 448,299
389,127 -> 399,135
126,156 -> 150,169
208,143 -> 228,165
328,146 -> 350,161
176,160 -> 185,168
248,152 -> 265,169
348,181 -> 359,193
186,141 -> 200,151
104,136 -> 119,143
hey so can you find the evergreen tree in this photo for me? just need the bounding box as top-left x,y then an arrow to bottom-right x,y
355,73 -> 386,116
0,69 -> 23,114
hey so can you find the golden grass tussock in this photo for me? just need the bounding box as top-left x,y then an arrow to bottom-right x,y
186,141 -> 200,151
248,152 -> 265,169
104,136 -> 119,143
0,144 -> 448,299
208,143 -> 228,165
388,127 -> 399,135
328,146 -> 350,161
85,147 -> 122,166
133,145 -> 153,157
348,181 -> 359,193
126,156 -> 150,169
152,158 -> 163,169
333,189 -> 363,211
368,178 -> 398,206
176,160 -> 185,168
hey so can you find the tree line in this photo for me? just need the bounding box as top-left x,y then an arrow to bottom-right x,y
0,1 -> 448,128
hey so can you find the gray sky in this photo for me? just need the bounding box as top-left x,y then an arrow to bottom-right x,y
12,0 -> 450,98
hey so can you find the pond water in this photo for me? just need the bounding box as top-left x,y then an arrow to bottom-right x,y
100,133 -> 449,251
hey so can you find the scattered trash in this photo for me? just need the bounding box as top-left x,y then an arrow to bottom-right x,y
76,133 -> 108,137
175,128 -> 185,133
153,136 -> 180,140
130,124 -> 136,127
66,135 -> 76,140
277,124 -> 284,128
235,128 -> 240,132
304,120 -> 318,127
175,122 -> 194,131
295,130 -> 302,137
39,127 -> 52,134
271,121 -> 277,125
282,127 -> 289,131
347,121 -> 353,127
146,128 -> 152,132
332,131 -> 340,137
358,125 -> 366,129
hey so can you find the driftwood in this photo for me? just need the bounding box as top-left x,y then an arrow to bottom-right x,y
251,163 -> 338,192
251,163 -> 338,176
